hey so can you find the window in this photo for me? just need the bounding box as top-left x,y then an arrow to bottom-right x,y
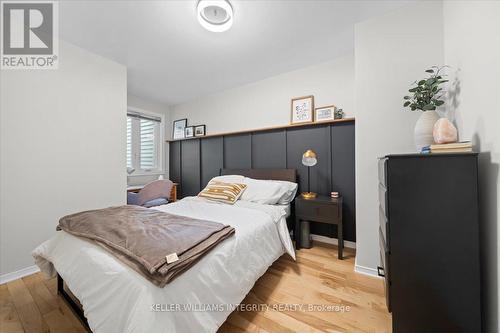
126,109 -> 163,174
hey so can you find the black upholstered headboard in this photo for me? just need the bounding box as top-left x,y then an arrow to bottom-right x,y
220,168 -> 296,183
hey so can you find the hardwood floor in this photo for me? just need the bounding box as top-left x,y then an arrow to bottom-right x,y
0,243 -> 391,333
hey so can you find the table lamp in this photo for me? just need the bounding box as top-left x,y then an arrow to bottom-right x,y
301,149 -> 317,199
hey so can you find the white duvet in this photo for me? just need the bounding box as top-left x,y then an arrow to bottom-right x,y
32,197 -> 295,333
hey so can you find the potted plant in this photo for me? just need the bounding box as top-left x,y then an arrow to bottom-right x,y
403,66 -> 448,150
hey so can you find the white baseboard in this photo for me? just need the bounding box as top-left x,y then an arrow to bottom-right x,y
0,265 -> 40,284
310,234 -> 356,249
354,263 -> 381,278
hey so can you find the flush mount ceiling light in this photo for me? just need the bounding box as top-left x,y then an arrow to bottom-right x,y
197,0 -> 233,32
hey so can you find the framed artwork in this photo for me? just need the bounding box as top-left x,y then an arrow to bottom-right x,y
185,126 -> 194,138
314,105 -> 336,122
194,125 -> 206,137
334,108 -> 344,119
291,95 -> 314,124
172,118 -> 187,140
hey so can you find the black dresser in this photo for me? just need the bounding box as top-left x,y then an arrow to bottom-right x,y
378,153 -> 482,333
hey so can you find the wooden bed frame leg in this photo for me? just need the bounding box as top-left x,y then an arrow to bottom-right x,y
57,274 -> 91,331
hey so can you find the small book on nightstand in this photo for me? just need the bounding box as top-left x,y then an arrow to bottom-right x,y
421,141 -> 472,154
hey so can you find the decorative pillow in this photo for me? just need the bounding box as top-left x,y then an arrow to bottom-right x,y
198,181 -> 247,204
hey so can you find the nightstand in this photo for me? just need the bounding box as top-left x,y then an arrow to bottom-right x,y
294,195 -> 343,259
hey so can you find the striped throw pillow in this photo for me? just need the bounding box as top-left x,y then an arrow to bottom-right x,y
198,181 -> 247,204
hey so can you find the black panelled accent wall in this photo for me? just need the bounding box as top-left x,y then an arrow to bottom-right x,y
169,120 -> 356,241
200,137 -> 223,187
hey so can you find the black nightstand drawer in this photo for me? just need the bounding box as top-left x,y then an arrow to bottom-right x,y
295,200 -> 338,224
294,195 -> 343,259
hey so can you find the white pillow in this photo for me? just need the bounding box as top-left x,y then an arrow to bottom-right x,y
272,180 -> 298,205
208,175 -> 298,205
210,175 -> 245,184
240,178 -> 284,204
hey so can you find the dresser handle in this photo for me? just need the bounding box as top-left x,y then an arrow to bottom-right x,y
377,266 -> 385,277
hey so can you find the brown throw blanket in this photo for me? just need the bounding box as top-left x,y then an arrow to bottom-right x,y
57,205 -> 235,287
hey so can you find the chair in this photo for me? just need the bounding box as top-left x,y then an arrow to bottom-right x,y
127,179 -> 174,208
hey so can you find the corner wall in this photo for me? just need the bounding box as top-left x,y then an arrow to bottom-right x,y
0,41 -> 127,279
355,2 -> 499,329
354,1 -> 444,274
443,2 -> 500,331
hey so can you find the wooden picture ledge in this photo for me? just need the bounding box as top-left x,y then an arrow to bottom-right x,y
167,117 -> 355,142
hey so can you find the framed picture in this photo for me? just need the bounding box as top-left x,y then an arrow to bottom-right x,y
172,118 -> 187,140
291,95 -> 314,124
185,126 -> 194,138
194,125 -> 206,137
334,108 -> 344,119
315,105 -> 336,122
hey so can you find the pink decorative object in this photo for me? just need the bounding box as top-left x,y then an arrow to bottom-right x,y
433,118 -> 458,144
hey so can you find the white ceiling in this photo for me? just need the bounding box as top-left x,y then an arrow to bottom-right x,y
60,0 -> 413,106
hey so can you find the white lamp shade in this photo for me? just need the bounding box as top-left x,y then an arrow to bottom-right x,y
302,150 -> 317,167
302,156 -> 317,167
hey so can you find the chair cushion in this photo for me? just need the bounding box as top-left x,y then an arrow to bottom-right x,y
137,180 -> 173,206
143,198 -> 169,208
127,192 -> 140,206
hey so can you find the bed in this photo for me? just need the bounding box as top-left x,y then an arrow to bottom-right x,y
32,168 -> 297,333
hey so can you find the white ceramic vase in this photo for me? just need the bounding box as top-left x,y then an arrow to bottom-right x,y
414,110 -> 440,151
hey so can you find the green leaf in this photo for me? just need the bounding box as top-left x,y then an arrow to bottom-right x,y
425,69 -> 434,73
434,100 -> 445,106
418,80 -> 426,85
423,104 -> 436,111
403,96 -> 411,100
404,101 -> 411,107
409,87 -> 418,93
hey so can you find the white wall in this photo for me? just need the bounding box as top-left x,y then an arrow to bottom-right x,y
170,55 -> 355,134
443,2 -> 500,331
354,1 -> 444,274
127,94 -> 171,186
355,2 -> 499,327
0,41 -> 127,278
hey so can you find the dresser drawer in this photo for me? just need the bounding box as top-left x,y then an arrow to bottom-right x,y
379,249 -> 392,312
378,158 -> 387,186
379,226 -> 389,254
379,205 -> 390,251
378,183 -> 388,217
295,200 -> 338,224
379,227 -> 391,312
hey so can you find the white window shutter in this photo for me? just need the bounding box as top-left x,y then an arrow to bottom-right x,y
126,110 -> 163,174
126,117 -> 132,168
140,119 -> 157,170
